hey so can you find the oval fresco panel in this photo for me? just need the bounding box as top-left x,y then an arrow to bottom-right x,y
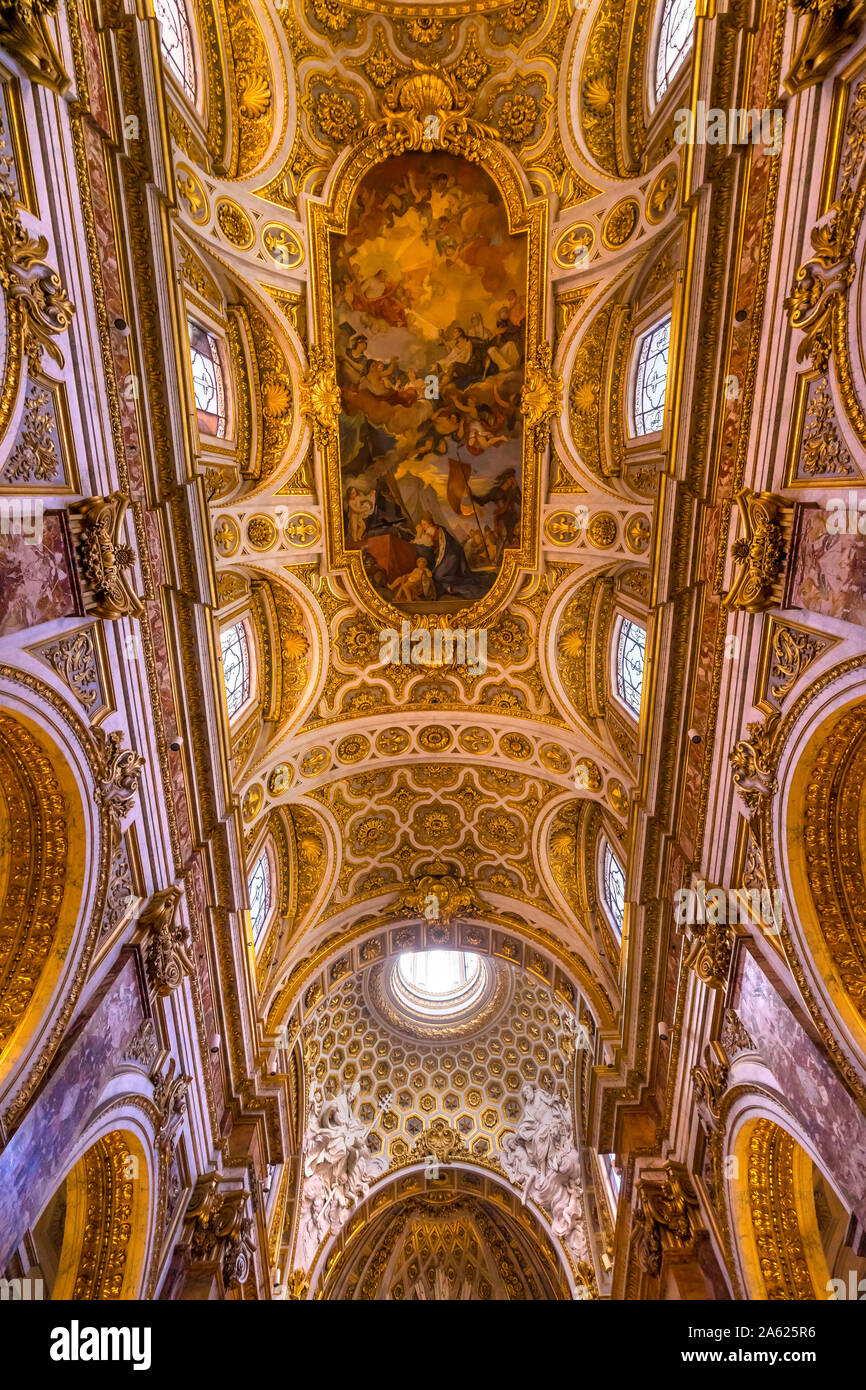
330,153 -> 527,614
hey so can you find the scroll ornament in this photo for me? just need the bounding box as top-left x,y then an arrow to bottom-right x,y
187,1176 -> 256,1290
785,0 -> 866,95
0,190 -> 74,369
393,870 -> 478,928
783,209 -> 853,371
141,887 -> 193,996
368,64 -> 496,164
631,1164 -> 700,1278
92,725 -> 144,847
521,341 -> 563,448
299,344 -> 341,448
74,493 -> 144,620
724,490 -> 790,613
0,0 -> 68,92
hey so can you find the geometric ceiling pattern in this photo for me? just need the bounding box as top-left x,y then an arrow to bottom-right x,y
303,959 -> 577,1170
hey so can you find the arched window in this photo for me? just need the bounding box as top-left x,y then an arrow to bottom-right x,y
653,0 -> 694,104
603,1152 -> 622,1197
248,847 -> 274,946
188,319 -> 228,438
601,840 -> 626,940
613,616 -> 646,717
220,621 -> 251,719
153,0 -> 196,102
630,315 -> 671,436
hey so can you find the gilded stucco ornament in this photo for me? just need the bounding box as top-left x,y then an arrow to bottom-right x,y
370,64 -> 495,159
785,0 -> 866,95
92,725 -> 144,849
729,711 -> 780,818
299,344 -> 341,447
784,208 -> 853,372
187,1177 -> 255,1290
141,886 -> 193,996
691,1040 -> 730,1127
393,870 -> 478,926
521,340 -> 562,447
73,493 -> 144,621
0,189 -> 73,438
724,490 -> 790,613
683,901 -> 736,991
0,0 -> 68,93
631,1164 -> 700,1279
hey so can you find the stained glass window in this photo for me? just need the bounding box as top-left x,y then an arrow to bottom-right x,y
153,0 -> 196,102
221,622 -> 251,718
602,842 -> 626,940
654,0 -> 694,104
188,320 -> 227,438
615,617 -> 646,717
631,316 -> 671,436
248,849 -> 272,945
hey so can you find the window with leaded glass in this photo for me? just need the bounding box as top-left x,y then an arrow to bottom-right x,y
654,0 -> 694,104
602,841 -> 626,940
248,849 -> 272,946
188,319 -> 228,438
630,316 -> 671,436
153,0 -> 196,101
614,618 -> 646,717
221,621 -> 251,719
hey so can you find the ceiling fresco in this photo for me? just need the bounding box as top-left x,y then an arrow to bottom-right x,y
332,152 -> 527,612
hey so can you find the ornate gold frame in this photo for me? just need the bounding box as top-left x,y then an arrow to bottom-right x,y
305,69 -> 552,631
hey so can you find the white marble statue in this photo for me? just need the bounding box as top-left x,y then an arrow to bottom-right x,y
296,1082 -> 387,1267
500,1083 -> 589,1262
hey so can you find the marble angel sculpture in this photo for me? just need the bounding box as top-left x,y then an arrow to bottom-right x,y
296,1081 -> 388,1267
500,1083 -> 589,1262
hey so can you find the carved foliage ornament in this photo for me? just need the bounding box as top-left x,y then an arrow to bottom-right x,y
187,1176 -> 255,1289
784,210 -> 853,373
152,1058 -> 191,1152
299,343 -> 341,447
724,490 -> 790,613
92,724 -> 144,848
730,711 -> 781,816
141,887 -> 193,996
370,64 -> 495,162
631,1164 -> 700,1279
0,189 -> 73,443
73,493 -> 143,621
393,871 -> 478,926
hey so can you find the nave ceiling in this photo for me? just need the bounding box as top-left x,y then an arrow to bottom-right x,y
9,0 -> 866,1308
160,0 -> 709,1292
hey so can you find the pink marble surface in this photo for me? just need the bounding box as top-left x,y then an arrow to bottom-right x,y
734,951 -> 866,1223
789,506 -> 866,627
0,515 -> 79,636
